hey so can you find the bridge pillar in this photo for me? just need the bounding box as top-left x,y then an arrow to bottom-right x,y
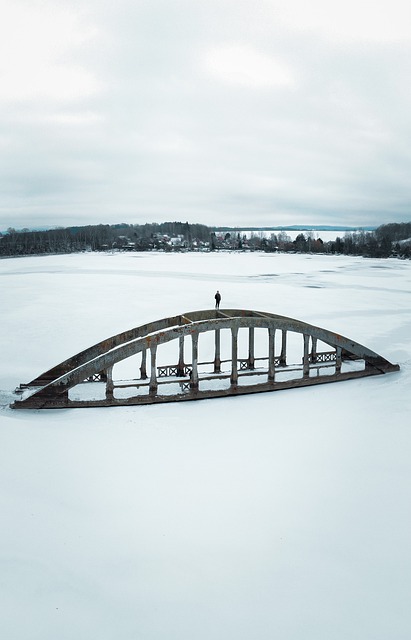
303,334 -> 310,377
268,328 -> 276,381
248,327 -> 255,370
149,344 -> 158,395
280,330 -> 287,366
106,366 -> 114,400
177,336 -> 185,376
191,333 -> 199,389
140,348 -> 147,379
231,326 -> 238,386
214,329 -> 221,373
311,337 -> 317,364
336,346 -> 342,374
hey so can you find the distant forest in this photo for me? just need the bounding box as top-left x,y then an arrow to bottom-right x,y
1,220 -> 411,259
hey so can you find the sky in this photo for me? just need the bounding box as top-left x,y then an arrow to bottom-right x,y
1,0 -> 411,230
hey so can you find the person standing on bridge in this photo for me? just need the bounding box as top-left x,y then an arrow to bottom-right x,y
215,290 -> 221,309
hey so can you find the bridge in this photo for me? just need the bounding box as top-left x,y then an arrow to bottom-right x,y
12,309 -> 399,409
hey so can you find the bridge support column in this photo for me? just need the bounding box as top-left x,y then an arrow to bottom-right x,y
268,328 -> 276,382
231,326 -> 238,386
303,334 -> 310,377
248,327 -> 255,370
177,336 -> 185,376
140,348 -> 147,379
280,330 -> 287,366
149,344 -> 158,395
311,338 -> 317,364
336,346 -> 342,374
106,366 -> 114,400
214,329 -> 221,373
191,333 -> 199,389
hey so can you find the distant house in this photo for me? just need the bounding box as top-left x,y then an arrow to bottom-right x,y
116,235 -> 135,250
169,235 -> 186,248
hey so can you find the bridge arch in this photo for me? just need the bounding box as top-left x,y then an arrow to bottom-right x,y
13,309 -> 399,409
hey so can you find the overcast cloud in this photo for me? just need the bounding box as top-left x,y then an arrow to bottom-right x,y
1,0 -> 411,230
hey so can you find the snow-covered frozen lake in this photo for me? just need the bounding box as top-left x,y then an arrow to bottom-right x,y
1,250 -> 410,640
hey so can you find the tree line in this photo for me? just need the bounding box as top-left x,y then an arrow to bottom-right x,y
1,220 -> 411,259
0,221 -> 211,256
212,223 -> 411,258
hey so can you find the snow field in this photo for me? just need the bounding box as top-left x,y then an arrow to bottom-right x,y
1,251 -> 410,640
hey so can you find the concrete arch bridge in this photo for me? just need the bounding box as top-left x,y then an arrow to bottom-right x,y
13,309 -> 399,409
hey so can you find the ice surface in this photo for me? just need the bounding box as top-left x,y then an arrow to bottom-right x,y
1,251 -> 410,640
